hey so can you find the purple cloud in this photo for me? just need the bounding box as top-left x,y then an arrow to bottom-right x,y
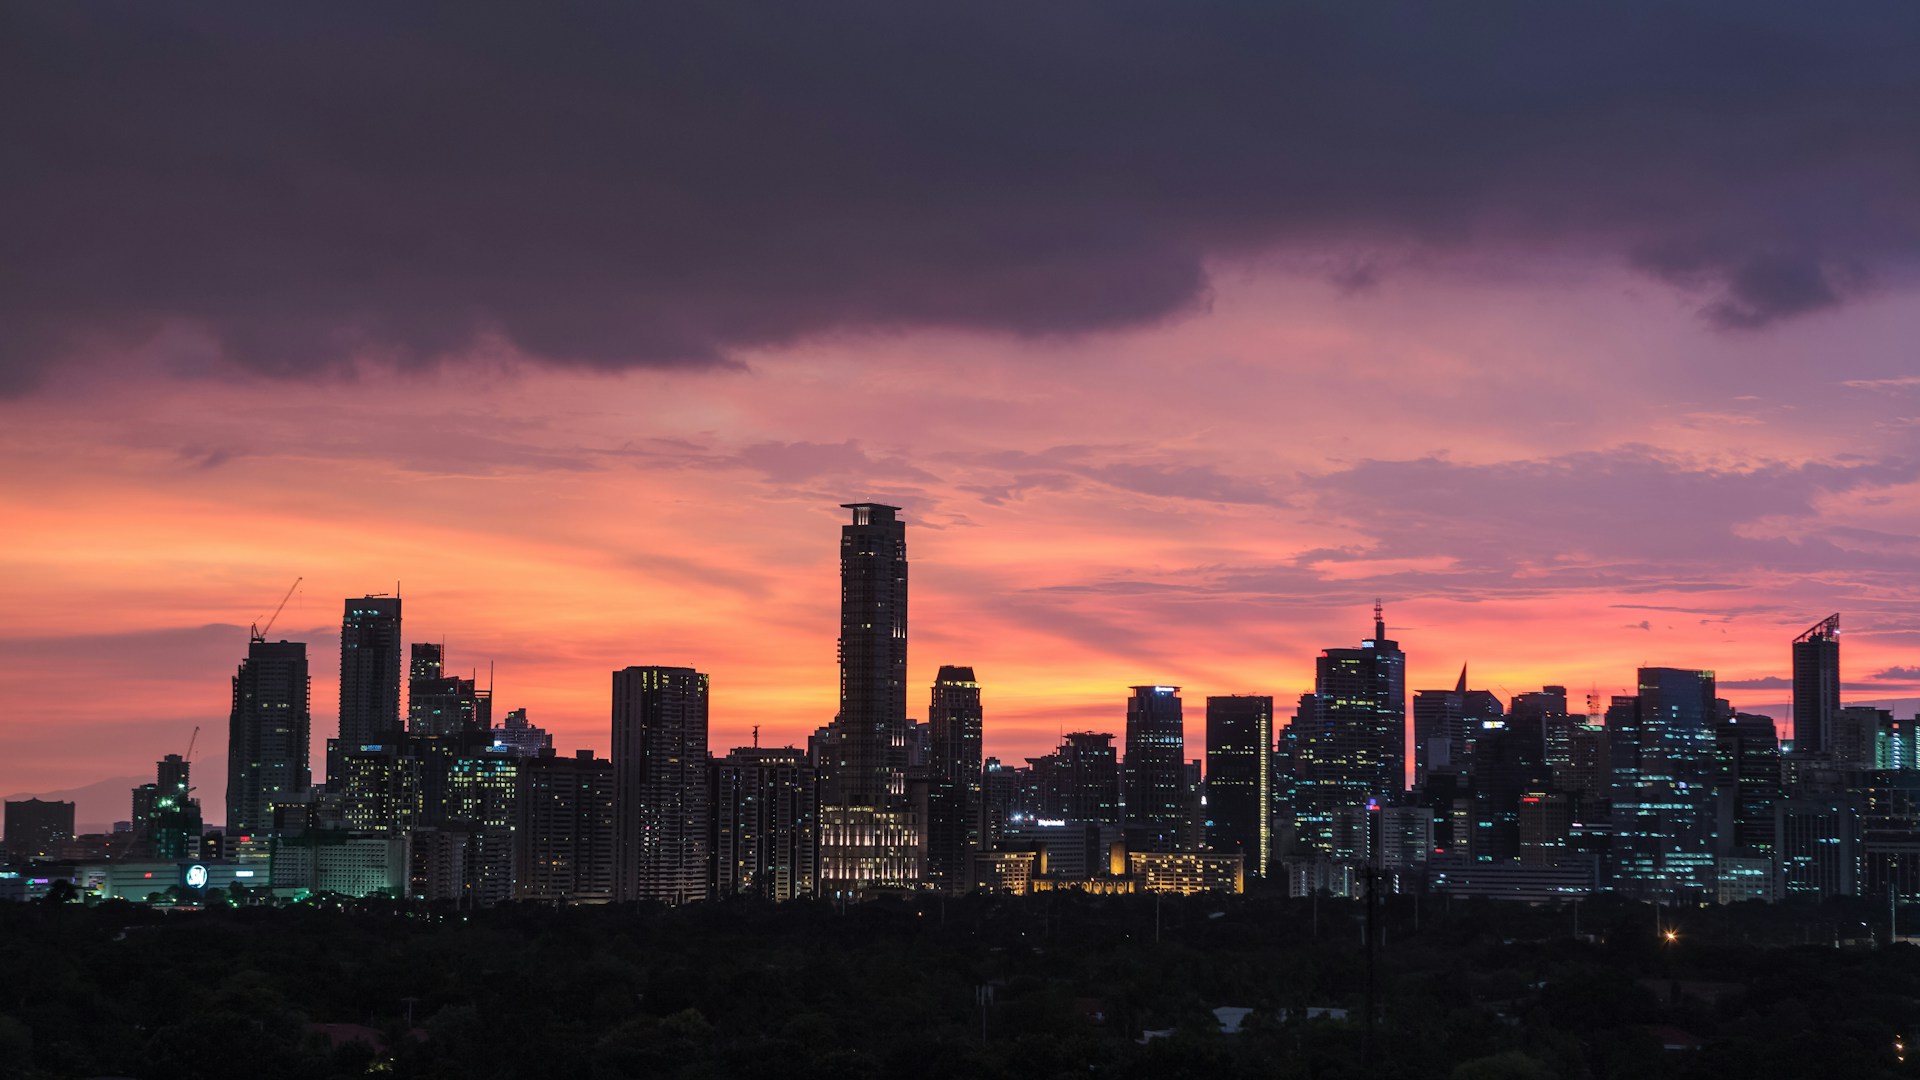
6,3 -> 1920,393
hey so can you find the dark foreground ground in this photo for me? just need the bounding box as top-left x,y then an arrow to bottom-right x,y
1,889 -> 1916,1080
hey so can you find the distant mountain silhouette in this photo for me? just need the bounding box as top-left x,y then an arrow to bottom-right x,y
3,775 -> 146,835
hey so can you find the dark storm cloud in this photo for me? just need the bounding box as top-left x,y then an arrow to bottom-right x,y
3,2 -> 1918,392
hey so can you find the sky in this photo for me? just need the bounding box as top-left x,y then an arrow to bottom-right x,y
4,3 -> 1920,826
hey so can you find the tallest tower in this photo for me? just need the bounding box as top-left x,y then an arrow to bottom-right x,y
837,503 -> 909,805
819,503 -> 920,896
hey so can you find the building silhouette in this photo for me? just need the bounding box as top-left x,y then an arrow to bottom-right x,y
490,707 -> 553,758
408,643 -> 490,736
1290,604 -> 1406,852
517,749 -> 616,904
1792,614 -> 1841,756
612,665 -> 711,905
1205,695 -> 1272,877
818,503 -> 920,895
1610,667 -> 1718,901
226,637 -> 311,836
3,799 -> 74,860
925,666 -> 984,889
709,746 -> 817,901
337,596 -> 402,776
1123,686 -> 1187,851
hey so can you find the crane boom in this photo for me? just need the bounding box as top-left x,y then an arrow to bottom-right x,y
251,576 -> 303,642
184,724 -> 199,763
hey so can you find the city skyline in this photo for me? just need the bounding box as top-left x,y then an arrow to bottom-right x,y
8,5 -> 1920,821
3,555 -> 1908,828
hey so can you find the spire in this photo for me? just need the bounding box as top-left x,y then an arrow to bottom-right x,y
1373,598 -> 1385,642
1455,663 -> 1467,695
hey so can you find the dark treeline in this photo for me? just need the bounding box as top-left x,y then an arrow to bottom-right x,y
1,890 -> 1916,1080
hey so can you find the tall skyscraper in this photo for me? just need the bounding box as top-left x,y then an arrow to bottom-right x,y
1038,731 -> 1122,823
516,749 -> 616,904
926,666 -> 984,889
1792,614 -> 1841,756
226,637 -> 312,835
709,746 -> 817,901
1291,604 -> 1407,852
1610,667 -> 1717,901
818,503 -> 920,896
149,753 -> 201,859
408,643 -> 490,736
338,595 -> 402,751
612,665 -> 711,905
1715,711 -> 1782,859
1124,685 -> 1187,851
1206,695 -> 1272,877
1411,665 -> 1501,790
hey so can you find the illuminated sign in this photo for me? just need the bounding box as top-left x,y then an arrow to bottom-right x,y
1034,818 -> 1067,827
184,864 -> 210,889
1153,686 -> 1176,693
234,870 -> 255,878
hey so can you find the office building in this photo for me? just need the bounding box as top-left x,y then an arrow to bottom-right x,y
1029,732 -> 1121,824
226,637 -> 311,836
818,503 -> 920,896
1609,667 -> 1717,901
517,749 -> 616,904
1792,614 -> 1841,757
337,596 -> 403,765
1776,794 -> 1863,900
611,665 -> 711,905
408,643 -> 490,736
1123,685 -> 1187,851
3,799 -> 74,860
925,666 -> 984,888
1411,667 -> 1502,789
709,746 -> 817,901
1291,604 -> 1407,853
1205,695 -> 1272,877
490,707 -> 553,758
1715,712 -> 1781,859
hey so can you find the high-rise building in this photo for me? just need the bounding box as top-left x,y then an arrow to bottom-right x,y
1714,712 -> 1781,859
1412,666 -> 1503,789
1609,667 -> 1717,901
818,503 -> 920,896
1511,686 -> 1574,769
516,749 -> 616,904
612,665 -> 711,905
1832,705 -> 1889,770
709,746 -> 817,901
226,637 -> 311,836
1123,686 -> 1188,851
3,799 -> 74,860
148,753 -> 202,859
489,707 -> 553,758
408,643 -> 490,736
926,666 -> 984,889
1039,732 -> 1122,824
337,596 -> 402,767
1291,604 -> 1407,853
1205,695 -> 1272,877
1792,614 -> 1841,756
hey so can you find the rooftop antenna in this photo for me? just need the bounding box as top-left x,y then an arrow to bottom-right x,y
1373,598 -> 1385,640
251,576 -> 303,642
753,724 -> 760,749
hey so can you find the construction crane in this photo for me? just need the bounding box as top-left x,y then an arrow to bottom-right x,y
250,576 -> 303,642
183,725 -> 199,764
